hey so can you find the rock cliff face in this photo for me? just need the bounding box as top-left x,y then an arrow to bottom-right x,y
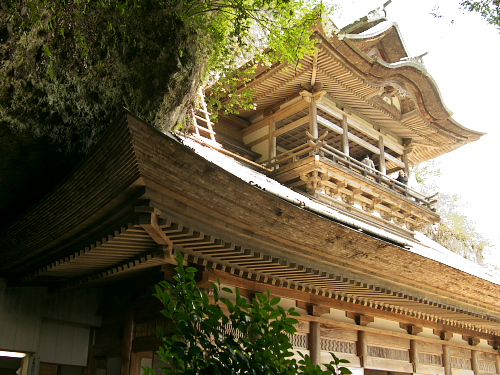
0,2 -> 205,229
0,126 -> 81,230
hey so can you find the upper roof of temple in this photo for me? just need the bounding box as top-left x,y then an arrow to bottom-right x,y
215,17 -> 484,167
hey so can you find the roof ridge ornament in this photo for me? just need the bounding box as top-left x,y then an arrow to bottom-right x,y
341,0 -> 392,34
367,0 -> 392,21
401,51 -> 429,67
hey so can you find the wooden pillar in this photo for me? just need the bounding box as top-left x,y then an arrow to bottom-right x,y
378,135 -> 386,174
495,351 -> 500,375
269,117 -> 276,161
341,115 -> 349,156
358,330 -> 368,368
410,339 -> 419,373
85,328 -> 97,375
443,345 -> 452,375
309,98 -> 319,139
403,148 -> 410,176
471,350 -> 479,375
121,311 -> 135,375
309,321 -> 321,365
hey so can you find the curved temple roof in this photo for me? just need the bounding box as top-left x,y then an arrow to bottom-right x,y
223,20 -> 483,166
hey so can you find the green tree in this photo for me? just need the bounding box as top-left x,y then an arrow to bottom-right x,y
1,0 -> 327,153
0,0 -> 330,230
411,161 -> 491,266
148,254 -> 352,374
460,0 -> 500,28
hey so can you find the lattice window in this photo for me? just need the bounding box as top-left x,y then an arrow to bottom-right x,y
418,353 -> 443,366
287,333 -> 308,349
135,320 -> 170,338
321,338 -> 357,354
451,357 -> 471,369
367,346 -> 410,361
479,361 -> 496,373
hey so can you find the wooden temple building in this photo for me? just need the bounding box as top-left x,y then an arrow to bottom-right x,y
0,12 -> 497,375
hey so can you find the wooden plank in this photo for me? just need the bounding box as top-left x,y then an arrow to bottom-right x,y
318,99 -> 404,154
274,116 -> 309,137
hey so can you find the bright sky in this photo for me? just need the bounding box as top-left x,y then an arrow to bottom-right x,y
332,0 -> 500,265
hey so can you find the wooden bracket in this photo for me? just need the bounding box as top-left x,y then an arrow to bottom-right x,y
463,336 -> 480,346
400,323 -> 423,335
297,301 -> 330,317
136,207 -> 174,251
434,329 -> 453,341
346,312 -> 374,326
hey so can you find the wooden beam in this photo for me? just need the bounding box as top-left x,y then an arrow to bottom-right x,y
244,100 -> 309,136
273,116 -> 309,137
205,269 -> 498,341
318,98 -> 404,153
136,208 -> 174,249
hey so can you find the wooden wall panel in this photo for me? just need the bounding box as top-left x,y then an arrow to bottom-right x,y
38,321 -> 90,367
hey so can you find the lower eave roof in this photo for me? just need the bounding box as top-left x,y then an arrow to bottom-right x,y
0,111 -> 498,335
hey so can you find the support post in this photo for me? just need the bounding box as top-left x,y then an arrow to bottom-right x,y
410,339 -> 419,373
403,148 -> 410,176
310,98 -> 319,140
443,345 -> 452,375
309,321 -> 321,365
358,330 -> 368,368
471,350 -> 479,375
121,311 -> 135,375
378,135 -> 386,174
341,115 -> 349,156
269,117 -> 276,162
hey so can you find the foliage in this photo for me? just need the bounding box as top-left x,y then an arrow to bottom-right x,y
0,0 -> 329,153
411,161 -> 491,265
460,0 -> 500,28
147,253 -> 352,375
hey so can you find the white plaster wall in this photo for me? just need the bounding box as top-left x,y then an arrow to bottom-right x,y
37,321 -> 90,366
0,278 -> 102,367
368,317 -> 408,334
0,279 -> 43,352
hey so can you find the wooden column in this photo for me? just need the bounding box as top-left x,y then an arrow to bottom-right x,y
495,351 -> 500,375
378,135 -> 386,174
309,98 -> 319,139
121,311 -> 135,375
442,345 -> 452,375
358,330 -> 368,368
410,339 -> 419,373
269,117 -> 276,161
403,148 -> 410,176
471,350 -> 479,375
341,115 -> 349,156
309,321 -> 321,365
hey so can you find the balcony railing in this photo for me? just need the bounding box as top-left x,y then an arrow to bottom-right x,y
264,141 -> 437,210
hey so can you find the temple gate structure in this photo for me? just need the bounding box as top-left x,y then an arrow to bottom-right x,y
0,11 -> 497,375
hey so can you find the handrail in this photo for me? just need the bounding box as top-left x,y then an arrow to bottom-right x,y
264,142 -> 436,207
321,144 -> 432,205
264,143 -> 311,168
